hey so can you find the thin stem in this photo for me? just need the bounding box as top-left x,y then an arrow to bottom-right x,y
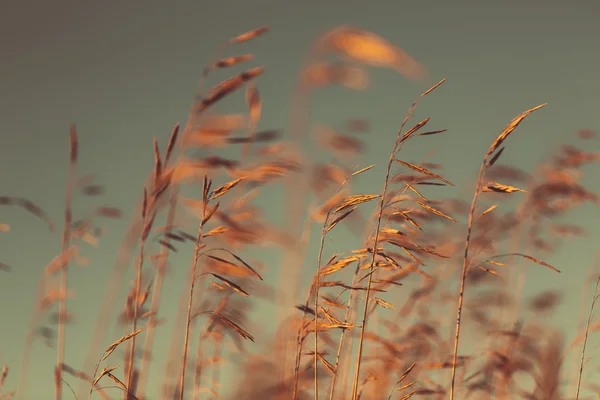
313,215 -> 330,399
157,43 -> 226,398
87,361 -> 102,400
291,217 -> 322,399
333,177 -> 417,400
328,266 -> 361,400
178,179 -> 208,400
291,274 -> 317,400
350,152 -> 395,400
449,103 -> 546,400
568,257 -> 600,392
292,168 -> 359,399
137,160 -> 180,398
312,171 -> 359,399
126,202 -> 147,400
56,135 -> 76,400
280,45 -> 322,391
350,79 -> 444,399
449,161 -> 486,400
575,273 -> 600,399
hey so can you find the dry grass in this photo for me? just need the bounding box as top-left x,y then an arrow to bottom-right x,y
2,23 -> 600,400
576,270 -> 600,399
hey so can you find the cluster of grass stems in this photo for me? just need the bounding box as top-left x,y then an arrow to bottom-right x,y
2,24 -> 600,400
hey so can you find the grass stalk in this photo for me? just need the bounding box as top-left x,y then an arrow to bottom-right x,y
575,272 -> 600,399
328,266 -> 361,400
55,125 -> 78,400
125,188 -> 150,400
351,80 -> 445,400
449,104 -> 547,400
136,124 -> 181,398
312,172 -> 355,399
178,176 -> 210,400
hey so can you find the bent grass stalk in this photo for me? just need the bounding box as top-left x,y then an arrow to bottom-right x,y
449,104 -> 547,400
87,329 -> 142,400
351,79 -> 446,400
